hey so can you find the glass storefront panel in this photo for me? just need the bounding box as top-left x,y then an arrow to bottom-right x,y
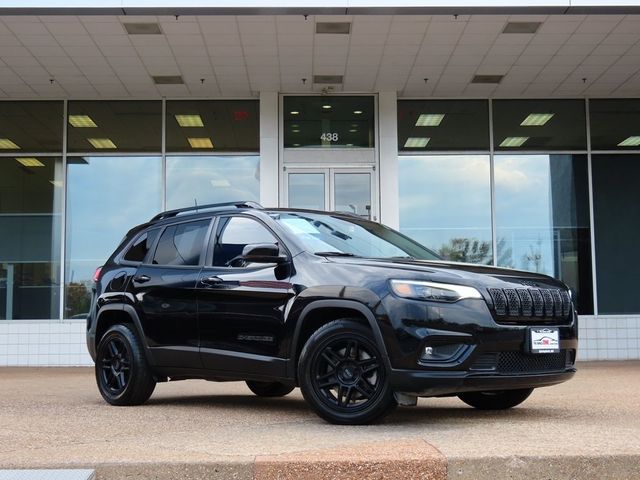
493,99 -> 587,151
0,156 -> 62,319
64,156 -> 162,318
166,100 -> 259,153
399,155 -> 493,264
67,101 -> 162,153
166,156 -> 260,210
283,96 -> 374,149
590,99 -> 640,151
592,154 -> 640,314
0,101 -> 63,153
495,154 -> 593,314
287,173 -> 326,210
398,100 -> 489,151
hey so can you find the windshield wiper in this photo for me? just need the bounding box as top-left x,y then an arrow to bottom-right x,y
314,251 -> 358,257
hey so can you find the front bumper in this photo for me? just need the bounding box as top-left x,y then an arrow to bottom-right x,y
390,367 -> 575,397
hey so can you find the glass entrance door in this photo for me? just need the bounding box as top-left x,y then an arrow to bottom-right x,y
285,168 -> 375,220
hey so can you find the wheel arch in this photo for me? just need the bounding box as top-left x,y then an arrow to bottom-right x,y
288,299 -> 391,381
95,304 -> 154,366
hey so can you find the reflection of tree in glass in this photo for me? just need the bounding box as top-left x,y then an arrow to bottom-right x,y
439,238 -> 492,265
496,238 -> 514,269
66,282 -> 91,318
522,239 -> 545,274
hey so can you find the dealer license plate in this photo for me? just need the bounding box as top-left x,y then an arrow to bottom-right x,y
529,327 -> 560,354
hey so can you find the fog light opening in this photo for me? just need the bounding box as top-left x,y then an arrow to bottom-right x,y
420,343 -> 466,362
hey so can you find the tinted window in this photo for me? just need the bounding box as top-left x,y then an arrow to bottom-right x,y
123,229 -> 160,263
153,220 -> 210,266
590,99 -> 640,151
0,101 -> 63,152
213,217 -> 277,267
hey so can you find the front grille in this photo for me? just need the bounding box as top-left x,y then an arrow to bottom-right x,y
470,350 -> 574,374
488,287 -> 572,322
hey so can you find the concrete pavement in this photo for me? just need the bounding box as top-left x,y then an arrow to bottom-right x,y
0,362 -> 639,479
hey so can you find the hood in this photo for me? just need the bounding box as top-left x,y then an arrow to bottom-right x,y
326,256 -> 568,291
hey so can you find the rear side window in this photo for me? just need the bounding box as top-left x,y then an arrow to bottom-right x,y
123,229 -> 160,263
152,219 -> 210,266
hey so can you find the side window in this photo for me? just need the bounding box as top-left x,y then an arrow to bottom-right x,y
213,217 -> 278,267
152,219 -> 210,266
123,229 -> 160,263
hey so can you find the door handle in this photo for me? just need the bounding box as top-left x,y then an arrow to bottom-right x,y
201,276 -> 223,286
133,275 -> 151,283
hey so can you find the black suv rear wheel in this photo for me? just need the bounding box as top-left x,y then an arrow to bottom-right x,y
458,388 -> 533,410
95,324 -> 156,406
298,319 -> 396,425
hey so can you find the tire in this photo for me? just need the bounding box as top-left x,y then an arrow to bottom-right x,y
95,323 -> 156,406
458,388 -> 534,410
298,319 -> 397,425
246,381 -> 295,397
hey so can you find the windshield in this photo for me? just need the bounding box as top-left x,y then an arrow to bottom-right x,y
271,212 -> 441,260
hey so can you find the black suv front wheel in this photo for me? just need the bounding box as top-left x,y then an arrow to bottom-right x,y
298,319 -> 396,425
95,324 -> 156,406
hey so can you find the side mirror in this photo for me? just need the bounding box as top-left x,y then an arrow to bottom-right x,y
241,243 -> 287,264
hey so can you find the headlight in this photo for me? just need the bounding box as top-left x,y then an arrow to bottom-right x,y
389,280 -> 483,303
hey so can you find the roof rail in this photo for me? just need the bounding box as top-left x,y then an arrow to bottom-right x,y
150,201 -> 263,222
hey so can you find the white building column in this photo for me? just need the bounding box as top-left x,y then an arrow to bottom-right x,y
378,91 -> 399,229
259,91 -> 279,208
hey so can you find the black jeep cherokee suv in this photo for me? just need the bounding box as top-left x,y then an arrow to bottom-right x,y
87,201 -> 577,425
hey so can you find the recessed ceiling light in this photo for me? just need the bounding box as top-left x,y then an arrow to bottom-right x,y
188,137 -> 214,149
88,138 -> 117,149
291,124 -> 299,128
500,137 -> 529,147
0,138 -> 19,149
416,113 -> 445,127
322,105 -> 332,110
346,143 -> 354,147
353,110 -> 363,115
471,75 -> 503,84
152,75 -> 184,85
50,180 -> 63,187
68,115 -> 97,128
314,75 -> 343,85
404,137 -> 430,148
210,179 -> 231,188
292,129 -> 300,133
16,157 -> 44,167
293,143 -> 301,147
290,111 -> 300,115
618,136 -> 640,147
175,114 -> 204,127
349,129 -> 358,133
521,113 -> 554,127
316,22 -> 351,34
123,22 -> 162,35
502,22 -> 542,34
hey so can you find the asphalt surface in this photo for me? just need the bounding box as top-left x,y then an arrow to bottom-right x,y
0,362 -> 639,479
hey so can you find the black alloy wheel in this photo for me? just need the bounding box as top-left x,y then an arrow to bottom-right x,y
299,319 -> 396,425
95,324 -> 156,406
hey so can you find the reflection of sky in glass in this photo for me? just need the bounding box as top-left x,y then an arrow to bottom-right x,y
495,155 -> 555,275
334,173 -> 371,218
66,156 -> 162,284
399,155 -> 492,262
166,156 -> 259,210
288,173 -> 325,210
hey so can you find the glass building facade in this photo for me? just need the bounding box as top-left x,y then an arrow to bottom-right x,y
1,96 -> 639,332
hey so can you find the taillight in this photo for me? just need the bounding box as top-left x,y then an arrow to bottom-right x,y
92,266 -> 103,283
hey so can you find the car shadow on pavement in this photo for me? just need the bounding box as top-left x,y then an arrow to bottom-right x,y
146,393 -> 312,413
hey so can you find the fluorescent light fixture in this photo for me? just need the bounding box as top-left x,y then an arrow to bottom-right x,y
322,105 -> 332,110
416,113 -> 445,127
316,22 -> 351,34
123,22 -> 162,35
188,137 -> 214,149
353,110 -> 362,114
292,129 -> 300,133
210,179 -> 231,188
50,180 -> 63,187
500,136 -> 529,147
521,113 -> 554,126
0,138 -> 19,149
290,111 -> 300,115
291,124 -> 299,128
68,115 -> 97,128
16,157 -> 44,167
404,137 -> 430,148
88,138 -> 117,149
175,114 -> 204,127
349,129 -> 358,133
618,136 -> 640,147
293,143 -> 301,147
346,143 -> 354,146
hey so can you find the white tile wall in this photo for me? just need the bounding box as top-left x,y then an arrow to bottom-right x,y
0,315 -> 638,366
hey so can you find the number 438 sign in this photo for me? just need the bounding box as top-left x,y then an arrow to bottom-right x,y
320,132 -> 339,142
